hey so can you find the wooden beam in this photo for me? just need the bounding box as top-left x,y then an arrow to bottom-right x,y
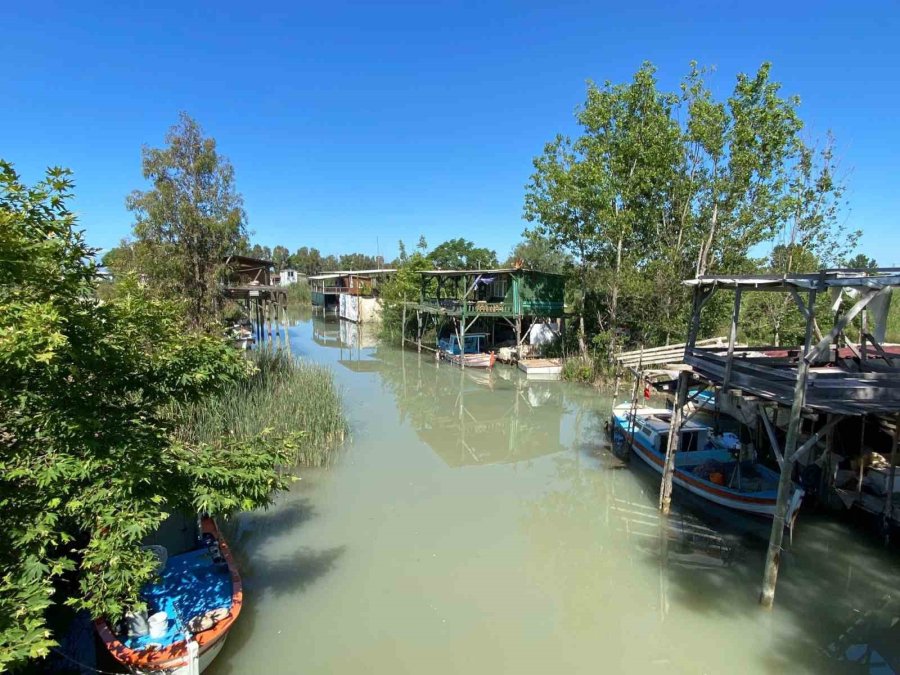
759,405 -> 784,469
787,414 -> 843,463
884,414 -> 900,540
806,287 -> 890,364
723,289 -> 742,391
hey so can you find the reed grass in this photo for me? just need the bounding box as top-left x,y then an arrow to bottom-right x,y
285,279 -> 312,305
178,346 -> 347,466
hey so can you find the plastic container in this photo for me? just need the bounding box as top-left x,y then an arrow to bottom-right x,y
148,611 -> 169,639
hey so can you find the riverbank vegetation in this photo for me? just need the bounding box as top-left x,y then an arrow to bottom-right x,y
0,163 -> 297,669
0,115 -> 348,669
178,346 -> 347,467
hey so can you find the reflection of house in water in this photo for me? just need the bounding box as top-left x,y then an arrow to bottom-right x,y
390,351 -> 565,467
311,315 -> 382,372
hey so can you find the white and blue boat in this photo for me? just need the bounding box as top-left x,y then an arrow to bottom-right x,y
612,403 -> 803,522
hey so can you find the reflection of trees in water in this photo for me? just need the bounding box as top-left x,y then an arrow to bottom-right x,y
374,348 -> 568,467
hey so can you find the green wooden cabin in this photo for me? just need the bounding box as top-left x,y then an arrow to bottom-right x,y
418,268 -> 565,318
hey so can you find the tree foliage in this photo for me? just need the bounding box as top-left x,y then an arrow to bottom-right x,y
525,61 -> 858,361
126,112 -> 246,326
0,162 -> 295,671
426,238 -> 497,270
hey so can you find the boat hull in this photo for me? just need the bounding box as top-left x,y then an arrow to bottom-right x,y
613,416 -> 802,520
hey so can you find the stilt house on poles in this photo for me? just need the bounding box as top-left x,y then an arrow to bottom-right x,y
402,268 -> 565,365
657,268 -> 900,608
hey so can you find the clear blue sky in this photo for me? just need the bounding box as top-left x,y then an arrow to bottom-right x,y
2,1 -> 898,264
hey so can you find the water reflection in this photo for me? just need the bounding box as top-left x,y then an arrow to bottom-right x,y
378,348 -> 567,467
210,315 -> 900,675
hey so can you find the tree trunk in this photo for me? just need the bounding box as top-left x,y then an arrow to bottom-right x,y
609,231 -> 624,361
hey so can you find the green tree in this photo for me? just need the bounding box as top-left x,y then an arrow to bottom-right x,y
505,234 -> 572,274
845,253 -> 878,270
0,162 -> 294,671
427,238 -> 497,270
126,112 -> 246,326
378,251 -> 434,342
272,244 -> 291,270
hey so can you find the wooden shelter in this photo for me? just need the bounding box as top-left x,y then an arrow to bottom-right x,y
309,269 -> 396,308
655,268 -> 900,608
402,267 -> 565,365
222,255 -> 287,340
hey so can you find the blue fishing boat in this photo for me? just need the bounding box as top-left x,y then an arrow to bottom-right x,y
612,403 -> 804,522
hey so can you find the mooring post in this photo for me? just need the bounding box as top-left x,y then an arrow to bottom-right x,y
460,313 -> 467,370
660,370 -> 689,515
416,309 -> 422,353
402,303 -> 407,348
760,287 -> 818,609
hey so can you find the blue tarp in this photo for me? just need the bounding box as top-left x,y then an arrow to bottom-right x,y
121,548 -> 232,650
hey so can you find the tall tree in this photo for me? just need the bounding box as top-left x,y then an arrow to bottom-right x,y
272,244 -> 291,270
126,112 -> 246,326
682,62 -> 803,277
506,234 -> 572,274
427,238 -> 497,270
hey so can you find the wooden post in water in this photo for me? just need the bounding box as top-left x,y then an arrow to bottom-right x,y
722,289 -> 742,392
659,370 -> 688,515
760,287 -> 818,609
416,308 -> 422,353
402,303 -> 407,348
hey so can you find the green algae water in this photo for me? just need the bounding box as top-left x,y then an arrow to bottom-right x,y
207,315 -> 900,674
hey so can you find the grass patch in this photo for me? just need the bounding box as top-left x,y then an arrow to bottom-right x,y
178,346 -> 347,466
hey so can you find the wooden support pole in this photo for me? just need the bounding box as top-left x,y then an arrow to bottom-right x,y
659,370 -> 689,515
883,413 -> 900,542
460,313 -> 467,369
515,315 -> 522,357
402,303 -> 407,347
723,289 -> 742,391
416,309 -> 422,353
820,414 -> 836,506
759,405 -> 784,469
760,287 -> 818,609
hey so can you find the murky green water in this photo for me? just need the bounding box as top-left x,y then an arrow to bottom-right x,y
208,315 -> 900,674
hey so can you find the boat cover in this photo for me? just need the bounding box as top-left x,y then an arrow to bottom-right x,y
122,548 -> 233,651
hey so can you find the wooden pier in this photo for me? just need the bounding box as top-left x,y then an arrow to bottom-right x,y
621,268 -> 900,608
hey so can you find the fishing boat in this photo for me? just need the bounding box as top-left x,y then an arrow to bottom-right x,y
438,333 -> 495,368
95,517 -> 241,674
611,403 -> 803,522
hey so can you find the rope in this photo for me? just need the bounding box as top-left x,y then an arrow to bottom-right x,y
49,647 -> 124,675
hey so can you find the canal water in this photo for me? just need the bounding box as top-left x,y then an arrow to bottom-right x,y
209,315 -> 900,674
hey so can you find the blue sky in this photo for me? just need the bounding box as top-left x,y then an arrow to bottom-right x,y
2,1 -> 898,264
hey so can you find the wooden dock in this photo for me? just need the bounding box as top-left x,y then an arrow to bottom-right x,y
517,358 -> 562,380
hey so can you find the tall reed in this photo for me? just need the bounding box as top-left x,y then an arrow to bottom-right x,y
178,346 -> 347,466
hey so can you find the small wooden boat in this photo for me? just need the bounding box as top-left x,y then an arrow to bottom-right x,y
446,352 -> 496,368
438,333 -> 495,368
95,517 -> 242,674
611,404 -> 803,522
